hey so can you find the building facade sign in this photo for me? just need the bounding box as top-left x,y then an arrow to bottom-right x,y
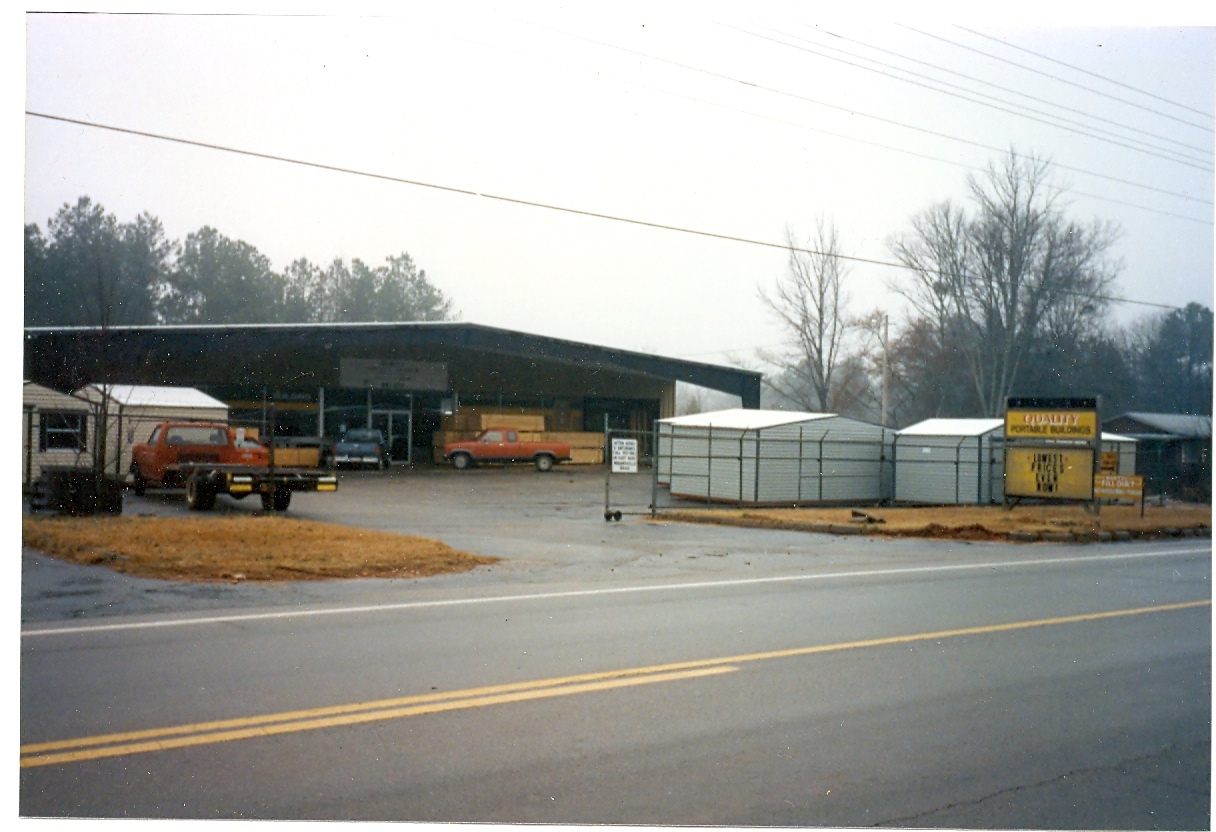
339,359 -> 448,391
1005,447 -> 1095,500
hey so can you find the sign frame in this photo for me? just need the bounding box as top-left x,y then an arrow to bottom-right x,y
1003,396 -> 1102,510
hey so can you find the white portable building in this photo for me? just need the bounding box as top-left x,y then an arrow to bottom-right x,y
894,418 -> 1137,505
658,408 -> 894,505
894,419 -> 1005,505
22,382 -> 94,489
76,384 -> 230,477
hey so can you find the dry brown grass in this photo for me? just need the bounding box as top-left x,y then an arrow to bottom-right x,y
21,516 -> 497,582
661,503 -> 1211,541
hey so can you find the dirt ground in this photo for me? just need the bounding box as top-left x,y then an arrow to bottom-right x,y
21,515 -> 497,582
660,503 -> 1212,541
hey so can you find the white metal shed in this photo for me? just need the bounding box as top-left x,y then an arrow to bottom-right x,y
894,418 -> 1137,505
658,408 -> 894,504
76,384 -> 230,477
22,382 -> 94,488
894,419 -> 1005,505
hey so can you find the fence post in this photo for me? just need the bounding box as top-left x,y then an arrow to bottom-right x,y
797,426 -> 804,503
738,434 -> 744,504
754,432 -> 763,504
706,424 -> 713,505
954,437 -> 963,505
818,432 -> 826,502
890,432 -> 899,505
651,423 -> 659,518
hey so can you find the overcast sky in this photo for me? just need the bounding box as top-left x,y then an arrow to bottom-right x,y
20,3 -> 1215,370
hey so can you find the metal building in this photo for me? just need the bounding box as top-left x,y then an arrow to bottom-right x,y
894,418 -> 1137,505
894,419 -> 1005,505
76,384 -> 230,478
25,322 -> 761,464
658,409 -> 894,505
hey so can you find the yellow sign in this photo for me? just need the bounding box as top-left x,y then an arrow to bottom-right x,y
1093,473 -> 1143,500
1006,448 -> 1094,499
1100,451 -> 1119,473
1005,410 -> 1097,440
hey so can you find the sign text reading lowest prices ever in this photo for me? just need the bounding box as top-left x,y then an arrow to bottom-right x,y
1005,409 -> 1097,440
1005,447 -> 1094,499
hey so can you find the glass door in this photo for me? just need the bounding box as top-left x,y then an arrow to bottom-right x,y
370,409 -> 413,465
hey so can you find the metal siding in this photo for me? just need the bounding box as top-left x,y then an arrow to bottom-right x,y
895,434 -> 984,504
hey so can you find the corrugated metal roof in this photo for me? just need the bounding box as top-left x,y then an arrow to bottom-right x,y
660,408 -> 835,430
77,384 -> 229,410
1115,413 -> 1211,438
899,418 -> 1003,437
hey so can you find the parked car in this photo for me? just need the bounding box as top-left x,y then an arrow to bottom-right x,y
329,428 -> 391,470
443,427 -> 571,472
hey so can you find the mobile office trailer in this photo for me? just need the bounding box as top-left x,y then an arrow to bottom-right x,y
76,384 -> 230,478
657,408 -> 895,505
894,418 -> 1137,505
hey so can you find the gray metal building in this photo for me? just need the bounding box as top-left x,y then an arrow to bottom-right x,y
658,409 -> 894,505
894,418 -> 1137,505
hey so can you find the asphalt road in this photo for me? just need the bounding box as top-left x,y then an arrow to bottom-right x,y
20,468 -> 1213,826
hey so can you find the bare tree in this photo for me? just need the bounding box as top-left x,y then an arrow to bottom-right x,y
760,219 -> 852,412
890,151 -> 1119,416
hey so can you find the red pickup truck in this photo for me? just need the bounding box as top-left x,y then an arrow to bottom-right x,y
444,427 -> 571,472
130,421 -> 337,511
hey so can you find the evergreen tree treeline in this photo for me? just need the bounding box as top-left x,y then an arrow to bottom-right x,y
25,196 -> 455,327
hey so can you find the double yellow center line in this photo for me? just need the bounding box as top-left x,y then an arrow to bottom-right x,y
21,599 -> 1209,769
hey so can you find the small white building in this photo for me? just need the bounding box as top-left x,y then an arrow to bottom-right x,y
894,418 -> 1005,505
895,418 -> 1137,505
658,408 -> 895,504
22,382 -> 94,489
76,384 -> 230,477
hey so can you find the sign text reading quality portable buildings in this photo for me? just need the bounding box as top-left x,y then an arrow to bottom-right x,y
1004,398 -> 1098,440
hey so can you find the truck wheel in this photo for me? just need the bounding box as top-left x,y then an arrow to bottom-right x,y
131,465 -> 146,496
185,474 -> 216,511
534,454 -> 555,472
261,489 -> 291,512
451,453 -> 472,471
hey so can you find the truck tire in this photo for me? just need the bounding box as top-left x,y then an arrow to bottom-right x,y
185,473 -> 216,511
262,489 -> 291,512
131,464 -> 146,496
451,453 -> 472,471
534,453 -> 555,472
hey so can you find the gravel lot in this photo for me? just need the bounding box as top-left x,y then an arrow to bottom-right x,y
19,464 -> 1097,623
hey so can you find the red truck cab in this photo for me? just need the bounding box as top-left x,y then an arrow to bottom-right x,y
131,422 -> 266,489
443,427 -> 571,472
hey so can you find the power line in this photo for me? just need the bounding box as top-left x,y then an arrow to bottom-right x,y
26,110 -> 1185,312
733,23 -> 1212,171
435,22 -> 1209,223
512,17 -> 1212,205
900,24 -> 1212,133
780,23 -> 1213,160
957,26 -> 1215,120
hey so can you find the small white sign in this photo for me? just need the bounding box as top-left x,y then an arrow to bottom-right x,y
611,438 -> 638,474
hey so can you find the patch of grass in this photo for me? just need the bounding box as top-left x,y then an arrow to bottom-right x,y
660,504 -> 1211,540
21,516 -> 497,582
